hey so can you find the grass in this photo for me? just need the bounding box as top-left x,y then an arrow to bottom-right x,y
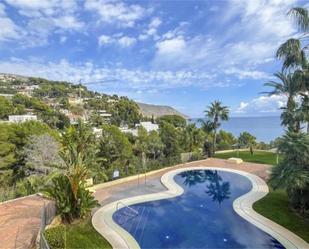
253,189 -> 309,243
45,217 -> 112,249
214,150 -> 280,165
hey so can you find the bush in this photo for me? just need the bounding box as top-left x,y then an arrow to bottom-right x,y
44,225 -> 65,249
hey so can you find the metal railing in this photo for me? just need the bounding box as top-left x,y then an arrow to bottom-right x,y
38,202 -> 56,249
116,201 -> 139,217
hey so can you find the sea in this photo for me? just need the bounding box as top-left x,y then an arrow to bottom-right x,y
190,116 -> 284,143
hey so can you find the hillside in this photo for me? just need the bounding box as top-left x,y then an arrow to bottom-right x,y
0,73 -> 188,122
137,102 -> 189,119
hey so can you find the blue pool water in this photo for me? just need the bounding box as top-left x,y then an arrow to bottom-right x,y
113,170 -> 284,248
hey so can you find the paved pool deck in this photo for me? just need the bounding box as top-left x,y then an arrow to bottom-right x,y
0,158 -> 272,249
0,195 -> 51,249
93,158 -> 271,207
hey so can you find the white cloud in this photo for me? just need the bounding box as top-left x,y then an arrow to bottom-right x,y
0,3 -> 22,41
118,36 -> 136,47
3,0 -> 83,46
156,37 -> 186,54
0,17 -> 22,41
235,101 -> 249,113
152,0 -> 297,73
98,34 -> 136,47
98,35 -> 112,46
53,16 -> 84,30
138,17 -> 162,41
234,95 -> 287,115
0,58 -> 224,92
149,17 -> 162,28
224,67 -> 271,80
5,0 -> 78,16
84,0 -> 149,27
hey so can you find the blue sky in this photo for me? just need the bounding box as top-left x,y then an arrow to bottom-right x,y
0,0 -> 308,118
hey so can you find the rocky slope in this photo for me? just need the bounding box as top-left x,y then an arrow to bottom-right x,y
137,102 -> 189,119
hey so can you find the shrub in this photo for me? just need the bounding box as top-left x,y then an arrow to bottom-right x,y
44,225 -> 65,249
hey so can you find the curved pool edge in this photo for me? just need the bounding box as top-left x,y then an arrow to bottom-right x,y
92,167 -> 309,249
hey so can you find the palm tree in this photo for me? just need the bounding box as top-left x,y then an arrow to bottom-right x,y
276,7 -> 309,132
269,132 -> 309,214
204,101 -> 229,154
204,170 -> 230,204
180,170 -> 205,186
280,106 -> 303,133
263,72 -> 300,110
276,8 -> 309,71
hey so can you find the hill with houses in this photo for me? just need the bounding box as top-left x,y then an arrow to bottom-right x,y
0,73 -> 188,126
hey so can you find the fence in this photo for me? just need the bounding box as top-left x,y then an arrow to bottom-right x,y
38,202 -> 56,249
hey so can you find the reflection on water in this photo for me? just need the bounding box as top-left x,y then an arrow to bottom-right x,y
113,170 -> 284,249
180,170 -> 231,204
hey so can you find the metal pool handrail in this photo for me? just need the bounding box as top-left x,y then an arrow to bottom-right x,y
116,201 -> 139,217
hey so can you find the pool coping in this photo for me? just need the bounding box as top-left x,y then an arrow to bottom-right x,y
92,167 -> 309,249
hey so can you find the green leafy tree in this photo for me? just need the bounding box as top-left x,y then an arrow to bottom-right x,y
216,130 -> 237,150
238,132 -> 256,155
0,96 -> 14,119
204,101 -> 229,154
157,115 -> 186,128
147,130 -> 164,159
98,124 -> 132,176
159,122 -> 181,157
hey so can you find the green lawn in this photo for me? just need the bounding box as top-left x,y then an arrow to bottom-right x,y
214,150 -> 280,165
253,189 -> 309,242
45,217 -> 112,249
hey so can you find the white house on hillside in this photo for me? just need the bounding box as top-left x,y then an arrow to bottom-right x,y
138,122 -> 159,132
9,115 -> 37,123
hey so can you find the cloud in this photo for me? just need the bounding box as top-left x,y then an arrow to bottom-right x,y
53,16 -> 84,30
0,58 -> 226,93
118,36 -> 136,47
234,95 -> 287,115
156,37 -> 186,54
84,0 -> 149,27
152,0 -> 297,74
138,17 -> 162,41
98,34 -> 136,47
3,0 -> 83,47
0,4 -> 22,41
235,101 -> 249,113
224,67 -> 271,80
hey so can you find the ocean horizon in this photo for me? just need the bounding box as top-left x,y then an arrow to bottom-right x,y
190,116 -> 284,142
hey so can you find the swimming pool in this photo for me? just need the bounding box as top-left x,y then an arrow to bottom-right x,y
113,169 -> 284,248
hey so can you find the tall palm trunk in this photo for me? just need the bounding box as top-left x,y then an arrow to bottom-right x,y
213,128 -> 217,156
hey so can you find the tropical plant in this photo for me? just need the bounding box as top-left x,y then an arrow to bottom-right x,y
43,174 -> 98,223
238,132 -> 257,155
204,101 -> 229,154
263,72 -> 300,110
269,132 -> 309,215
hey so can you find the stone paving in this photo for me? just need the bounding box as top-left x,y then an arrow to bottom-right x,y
0,158 -> 271,249
0,195 -> 51,249
93,158 -> 271,204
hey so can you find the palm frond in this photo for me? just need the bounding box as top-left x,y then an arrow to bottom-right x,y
288,7 -> 309,33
